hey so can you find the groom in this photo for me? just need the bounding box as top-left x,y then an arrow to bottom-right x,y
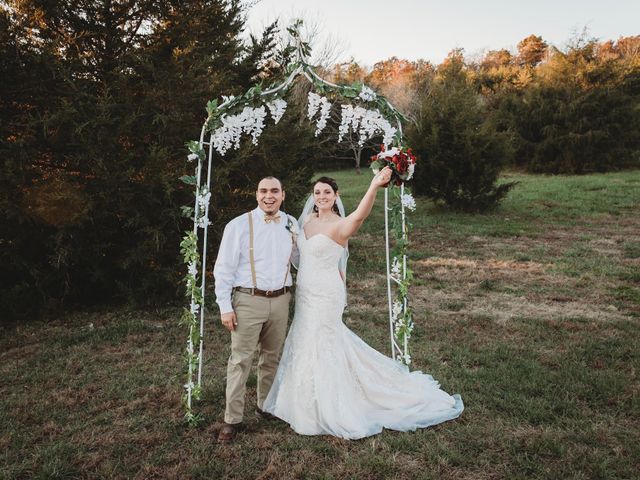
213,176 -> 295,443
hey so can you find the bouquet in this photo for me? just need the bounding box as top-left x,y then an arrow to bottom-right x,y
370,145 -> 416,186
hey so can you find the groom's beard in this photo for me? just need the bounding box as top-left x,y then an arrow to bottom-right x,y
258,200 -> 283,215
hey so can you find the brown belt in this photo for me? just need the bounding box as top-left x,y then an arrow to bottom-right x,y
234,286 -> 291,298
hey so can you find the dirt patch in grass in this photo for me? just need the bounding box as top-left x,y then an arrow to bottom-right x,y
419,257 -> 551,272
410,212 -> 640,319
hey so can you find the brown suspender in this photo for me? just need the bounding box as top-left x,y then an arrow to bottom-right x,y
247,212 -> 258,289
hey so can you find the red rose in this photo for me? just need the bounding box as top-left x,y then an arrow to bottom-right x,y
397,156 -> 409,174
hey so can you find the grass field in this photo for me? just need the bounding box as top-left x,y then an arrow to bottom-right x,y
1,170 -> 639,479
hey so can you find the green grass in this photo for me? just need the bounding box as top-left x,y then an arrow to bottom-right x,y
2,169 -> 640,479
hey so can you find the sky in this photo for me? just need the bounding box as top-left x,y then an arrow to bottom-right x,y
245,0 -> 640,66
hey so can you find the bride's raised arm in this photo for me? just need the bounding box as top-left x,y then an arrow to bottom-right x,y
337,166 -> 392,242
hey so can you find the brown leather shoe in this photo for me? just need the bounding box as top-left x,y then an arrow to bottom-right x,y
217,422 -> 240,443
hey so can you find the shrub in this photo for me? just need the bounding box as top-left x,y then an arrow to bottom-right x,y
409,53 -> 515,211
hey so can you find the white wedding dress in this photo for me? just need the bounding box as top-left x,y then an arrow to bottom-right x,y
263,232 -> 464,440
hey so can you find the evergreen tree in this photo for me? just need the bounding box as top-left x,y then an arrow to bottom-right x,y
0,7 -> 54,317
409,51 -> 515,211
0,1 -> 315,320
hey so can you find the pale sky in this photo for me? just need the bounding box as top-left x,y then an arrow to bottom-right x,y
245,0 -> 640,66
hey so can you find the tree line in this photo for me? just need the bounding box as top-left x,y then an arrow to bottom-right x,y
331,33 -> 640,209
1,1 -> 638,319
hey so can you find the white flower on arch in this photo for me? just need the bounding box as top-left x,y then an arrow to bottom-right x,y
401,193 -> 416,211
338,105 -> 396,147
307,92 -> 332,136
212,106 -> 267,156
391,257 -> 401,278
266,98 -> 287,124
358,86 -> 377,102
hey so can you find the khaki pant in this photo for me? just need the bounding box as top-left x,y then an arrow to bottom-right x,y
224,290 -> 291,424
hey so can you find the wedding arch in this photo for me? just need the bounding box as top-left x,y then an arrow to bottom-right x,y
179,21 -> 416,423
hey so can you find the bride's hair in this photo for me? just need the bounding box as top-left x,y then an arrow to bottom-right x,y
312,177 -> 341,216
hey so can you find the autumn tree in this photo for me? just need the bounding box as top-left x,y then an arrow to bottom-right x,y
481,49 -> 513,69
473,48 -> 521,95
331,59 -> 368,84
516,34 -> 548,67
616,35 -> 640,59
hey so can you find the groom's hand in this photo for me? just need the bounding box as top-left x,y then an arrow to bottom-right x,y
221,312 -> 237,332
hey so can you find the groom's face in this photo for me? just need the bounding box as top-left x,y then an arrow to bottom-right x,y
256,178 -> 285,215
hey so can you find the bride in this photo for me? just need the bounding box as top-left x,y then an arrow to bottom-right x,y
263,166 -> 464,439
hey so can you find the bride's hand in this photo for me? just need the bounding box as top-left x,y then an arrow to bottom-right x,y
372,166 -> 392,188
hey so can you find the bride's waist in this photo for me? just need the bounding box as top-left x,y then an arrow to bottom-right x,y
296,270 -> 343,290
295,281 -> 345,305
297,266 -> 341,279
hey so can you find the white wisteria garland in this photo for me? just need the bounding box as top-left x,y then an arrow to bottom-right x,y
358,85 -> 377,102
338,105 -> 397,147
210,106 -> 267,156
306,92 -> 332,136
178,20 -> 416,424
266,98 -> 288,124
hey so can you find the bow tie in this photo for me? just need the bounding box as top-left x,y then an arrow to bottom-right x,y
264,214 -> 281,224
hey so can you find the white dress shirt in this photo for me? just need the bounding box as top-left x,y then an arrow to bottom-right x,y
214,207 -> 294,314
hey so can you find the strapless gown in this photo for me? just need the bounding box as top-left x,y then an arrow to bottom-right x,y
263,232 -> 463,439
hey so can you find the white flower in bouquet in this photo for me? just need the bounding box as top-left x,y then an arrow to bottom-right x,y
376,147 -> 400,160
407,163 -> 415,180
